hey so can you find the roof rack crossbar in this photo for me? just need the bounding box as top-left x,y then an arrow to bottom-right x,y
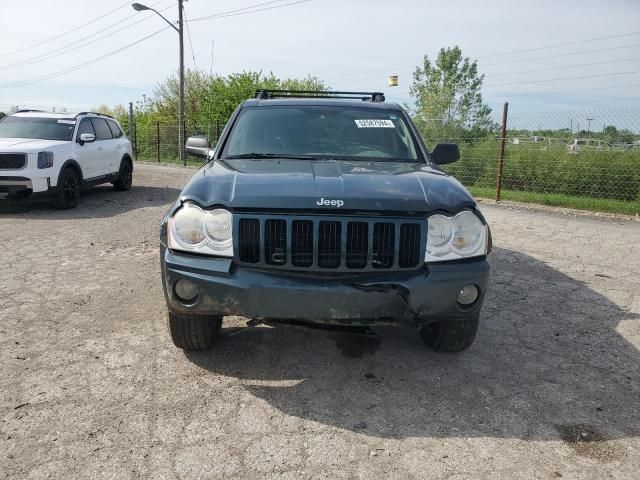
255,89 -> 385,102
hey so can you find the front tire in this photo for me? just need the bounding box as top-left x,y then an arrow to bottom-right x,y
113,160 -> 132,191
419,314 -> 479,353
54,168 -> 81,209
167,311 -> 222,350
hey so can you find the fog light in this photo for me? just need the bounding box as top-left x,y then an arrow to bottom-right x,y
457,284 -> 479,306
174,279 -> 198,303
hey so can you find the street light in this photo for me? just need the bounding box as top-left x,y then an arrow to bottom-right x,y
132,1 -> 186,165
586,117 -> 594,137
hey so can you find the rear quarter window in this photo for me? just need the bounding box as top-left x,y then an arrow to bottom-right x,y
91,118 -> 113,140
106,119 -> 123,138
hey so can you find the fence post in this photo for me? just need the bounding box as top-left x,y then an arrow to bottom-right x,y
128,102 -> 137,157
156,122 -> 160,163
128,102 -> 134,139
182,120 -> 187,166
495,101 -> 509,202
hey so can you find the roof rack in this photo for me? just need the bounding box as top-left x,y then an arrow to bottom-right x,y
255,89 -> 386,103
74,111 -> 114,119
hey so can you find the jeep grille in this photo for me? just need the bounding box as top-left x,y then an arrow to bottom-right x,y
235,214 -> 424,272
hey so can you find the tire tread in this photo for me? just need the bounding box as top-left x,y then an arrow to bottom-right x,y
167,311 -> 222,350
419,315 -> 479,353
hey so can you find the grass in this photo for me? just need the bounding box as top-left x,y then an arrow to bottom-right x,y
469,186 -> 640,216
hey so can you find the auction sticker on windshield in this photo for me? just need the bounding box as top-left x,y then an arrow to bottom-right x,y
354,119 -> 395,128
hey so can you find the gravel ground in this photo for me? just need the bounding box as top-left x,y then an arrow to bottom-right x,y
1,162 -> 639,479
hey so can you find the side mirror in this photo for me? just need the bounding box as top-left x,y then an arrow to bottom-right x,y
431,143 -> 460,165
185,136 -> 212,159
78,133 -> 96,145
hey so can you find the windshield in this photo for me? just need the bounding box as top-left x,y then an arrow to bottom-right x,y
223,106 -> 421,162
0,116 -> 76,141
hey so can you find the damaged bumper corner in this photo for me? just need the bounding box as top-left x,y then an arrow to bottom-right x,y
161,246 -> 490,327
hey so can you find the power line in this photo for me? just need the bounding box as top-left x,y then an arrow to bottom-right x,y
484,57 -> 640,78
484,70 -> 640,88
478,31 -> 640,58
483,43 -> 640,67
183,6 -> 198,69
188,0 -> 312,22
323,38 -> 640,84
0,3 -> 171,70
2,28 -> 170,89
187,0 -> 295,22
1,0 -> 314,89
333,56 -> 640,86
0,0 -> 133,59
486,83 -> 640,97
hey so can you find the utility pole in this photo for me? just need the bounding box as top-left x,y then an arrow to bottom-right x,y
132,1 -> 185,165
586,117 -> 594,137
178,0 -> 185,166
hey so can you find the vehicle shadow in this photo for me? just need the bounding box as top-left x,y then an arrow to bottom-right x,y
0,184 -> 182,220
186,247 -> 640,450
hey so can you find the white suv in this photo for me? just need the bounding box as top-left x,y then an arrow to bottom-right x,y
0,110 -> 134,209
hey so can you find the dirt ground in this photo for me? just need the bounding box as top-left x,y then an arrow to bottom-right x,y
1,162 -> 639,479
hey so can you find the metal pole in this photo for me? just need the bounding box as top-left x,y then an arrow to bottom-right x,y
157,121 -> 161,163
495,102 -> 509,202
128,102 -> 134,140
178,0 -> 185,166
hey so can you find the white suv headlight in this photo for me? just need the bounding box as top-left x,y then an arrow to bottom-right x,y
168,204 -> 233,257
426,211 -> 488,262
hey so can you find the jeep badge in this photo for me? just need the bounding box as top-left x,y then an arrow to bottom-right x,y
316,197 -> 344,208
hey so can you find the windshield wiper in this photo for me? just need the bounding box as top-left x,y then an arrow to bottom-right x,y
224,153 -> 317,160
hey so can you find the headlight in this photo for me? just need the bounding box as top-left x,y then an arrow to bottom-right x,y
168,204 -> 233,257
37,151 -> 54,169
426,211 -> 488,262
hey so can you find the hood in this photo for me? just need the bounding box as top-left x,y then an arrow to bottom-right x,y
179,159 -> 476,214
0,138 -> 68,151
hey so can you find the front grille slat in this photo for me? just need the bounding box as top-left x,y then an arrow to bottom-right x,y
399,224 -> 421,268
238,218 -> 260,263
318,221 -> 341,268
346,222 -> 368,269
264,219 -> 287,265
372,222 -> 395,269
0,153 -> 27,170
292,220 -> 313,267
237,215 -> 423,272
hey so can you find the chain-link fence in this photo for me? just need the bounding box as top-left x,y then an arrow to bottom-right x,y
130,107 -> 640,214
133,121 -> 227,165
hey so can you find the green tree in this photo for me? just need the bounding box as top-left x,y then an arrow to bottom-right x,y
151,69 -> 327,130
409,46 -> 495,143
124,69 -> 328,160
0,112 -> 6,120
602,125 -> 618,143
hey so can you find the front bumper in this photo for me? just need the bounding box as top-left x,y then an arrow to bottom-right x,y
161,246 -> 490,327
0,175 -> 49,195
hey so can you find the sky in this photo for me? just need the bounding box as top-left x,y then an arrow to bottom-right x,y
0,0 -> 639,130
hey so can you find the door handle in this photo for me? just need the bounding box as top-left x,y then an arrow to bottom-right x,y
97,147 -> 104,151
